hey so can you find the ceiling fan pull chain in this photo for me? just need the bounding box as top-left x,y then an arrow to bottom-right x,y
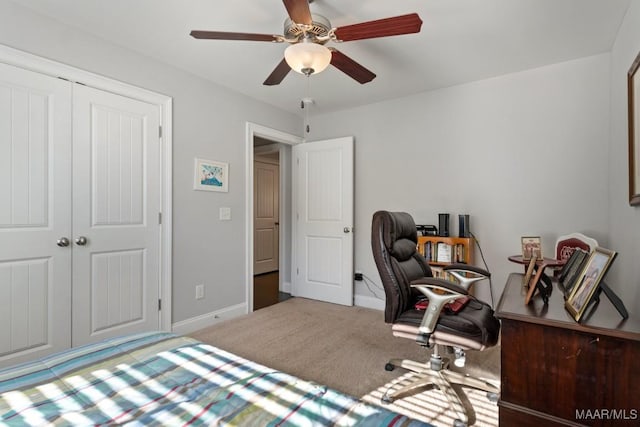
304,76 -> 312,133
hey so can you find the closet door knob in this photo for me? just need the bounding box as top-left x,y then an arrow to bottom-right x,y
56,237 -> 70,247
75,236 -> 88,246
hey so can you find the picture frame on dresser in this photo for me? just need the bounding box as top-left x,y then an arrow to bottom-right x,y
565,247 -> 617,321
628,49 -> 640,206
521,236 -> 542,261
559,248 -> 589,297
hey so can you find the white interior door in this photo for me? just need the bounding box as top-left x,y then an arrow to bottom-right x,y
293,137 -> 354,306
72,84 -> 161,345
0,62 -> 72,367
254,159 -> 280,275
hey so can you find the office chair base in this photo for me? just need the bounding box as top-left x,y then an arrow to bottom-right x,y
383,357 -> 499,425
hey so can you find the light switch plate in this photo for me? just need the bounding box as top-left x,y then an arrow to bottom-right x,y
219,207 -> 231,220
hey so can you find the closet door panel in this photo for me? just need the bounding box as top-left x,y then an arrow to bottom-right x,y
72,84 -> 160,345
0,62 -> 72,368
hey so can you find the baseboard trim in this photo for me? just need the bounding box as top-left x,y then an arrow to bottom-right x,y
354,294 -> 385,311
171,303 -> 247,335
280,281 -> 292,294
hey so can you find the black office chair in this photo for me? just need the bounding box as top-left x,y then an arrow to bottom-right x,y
371,210 -> 500,427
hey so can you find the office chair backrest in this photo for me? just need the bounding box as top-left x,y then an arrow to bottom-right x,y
371,210 -> 432,323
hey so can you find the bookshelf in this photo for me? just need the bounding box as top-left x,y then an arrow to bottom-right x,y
417,236 -> 474,267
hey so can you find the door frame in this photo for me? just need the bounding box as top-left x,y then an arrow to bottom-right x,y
0,44 -> 174,332
245,122 -> 302,312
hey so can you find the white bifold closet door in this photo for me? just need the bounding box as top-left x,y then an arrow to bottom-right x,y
72,84 -> 160,346
0,62 -> 73,366
0,62 -> 161,367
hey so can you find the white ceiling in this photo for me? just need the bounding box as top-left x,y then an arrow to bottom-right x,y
14,0 -> 631,115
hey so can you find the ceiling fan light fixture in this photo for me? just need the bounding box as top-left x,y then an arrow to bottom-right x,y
284,41 -> 331,76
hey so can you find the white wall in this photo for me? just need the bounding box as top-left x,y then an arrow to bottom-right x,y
308,54 -> 611,305
0,0 -> 301,325
608,0 -> 640,312
2,0 -> 633,324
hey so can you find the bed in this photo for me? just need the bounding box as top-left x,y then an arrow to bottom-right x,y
0,332 -> 430,426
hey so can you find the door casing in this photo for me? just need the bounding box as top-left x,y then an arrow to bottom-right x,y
245,123 -> 302,312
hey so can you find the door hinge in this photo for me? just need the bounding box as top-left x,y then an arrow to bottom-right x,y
159,126 -> 163,138
158,212 -> 162,225
158,299 -> 162,311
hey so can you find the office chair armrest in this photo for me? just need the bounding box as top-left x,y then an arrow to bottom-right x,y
442,264 -> 490,291
443,264 -> 491,277
410,278 -> 468,296
410,279 -> 467,337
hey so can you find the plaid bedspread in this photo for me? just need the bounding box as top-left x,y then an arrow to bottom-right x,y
0,332 -> 430,426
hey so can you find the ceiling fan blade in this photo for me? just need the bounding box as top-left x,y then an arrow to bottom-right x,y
190,30 -> 281,42
330,49 -> 376,84
282,0 -> 312,25
333,13 -> 423,42
263,58 -> 292,86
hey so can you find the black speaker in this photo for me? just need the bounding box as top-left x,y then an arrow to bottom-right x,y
459,214 -> 470,238
438,213 -> 450,237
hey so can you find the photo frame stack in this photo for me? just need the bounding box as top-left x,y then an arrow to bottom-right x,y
563,247 -> 617,322
557,248 -> 590,297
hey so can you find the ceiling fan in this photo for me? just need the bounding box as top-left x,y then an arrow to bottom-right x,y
190,0 -> 423,85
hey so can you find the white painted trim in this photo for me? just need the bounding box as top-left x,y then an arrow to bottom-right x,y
171,303 -> 247,336
245,123 -> 302,313
160,99 -> 173,332
0,43 -> 173,332
281,281 -> 292,294
354,294 -> 385,311
0,44 -> 170,105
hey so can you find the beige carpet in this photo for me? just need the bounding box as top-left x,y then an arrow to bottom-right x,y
189,297 -> 500,426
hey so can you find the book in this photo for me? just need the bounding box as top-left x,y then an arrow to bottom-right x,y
430,266 -> 445,279
436,243 -> 452,263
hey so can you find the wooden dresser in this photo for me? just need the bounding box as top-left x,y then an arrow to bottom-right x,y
496,273 -> 640,426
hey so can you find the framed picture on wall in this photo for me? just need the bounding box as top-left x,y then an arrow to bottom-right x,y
194,158 -> 229,192
628,49 -> 640,206
565,247 -> 617,322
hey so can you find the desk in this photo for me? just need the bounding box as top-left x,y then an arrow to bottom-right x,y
496,273 -> 640,426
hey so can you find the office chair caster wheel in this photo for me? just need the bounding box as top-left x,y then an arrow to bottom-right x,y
384,363 -> 395,371
487,392 -> 499,403
453,419 -> 467,427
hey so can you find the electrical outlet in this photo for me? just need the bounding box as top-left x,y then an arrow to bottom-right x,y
195,284 -> 205,300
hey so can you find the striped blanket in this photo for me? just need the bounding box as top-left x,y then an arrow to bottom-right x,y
0,332 -> 430,426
